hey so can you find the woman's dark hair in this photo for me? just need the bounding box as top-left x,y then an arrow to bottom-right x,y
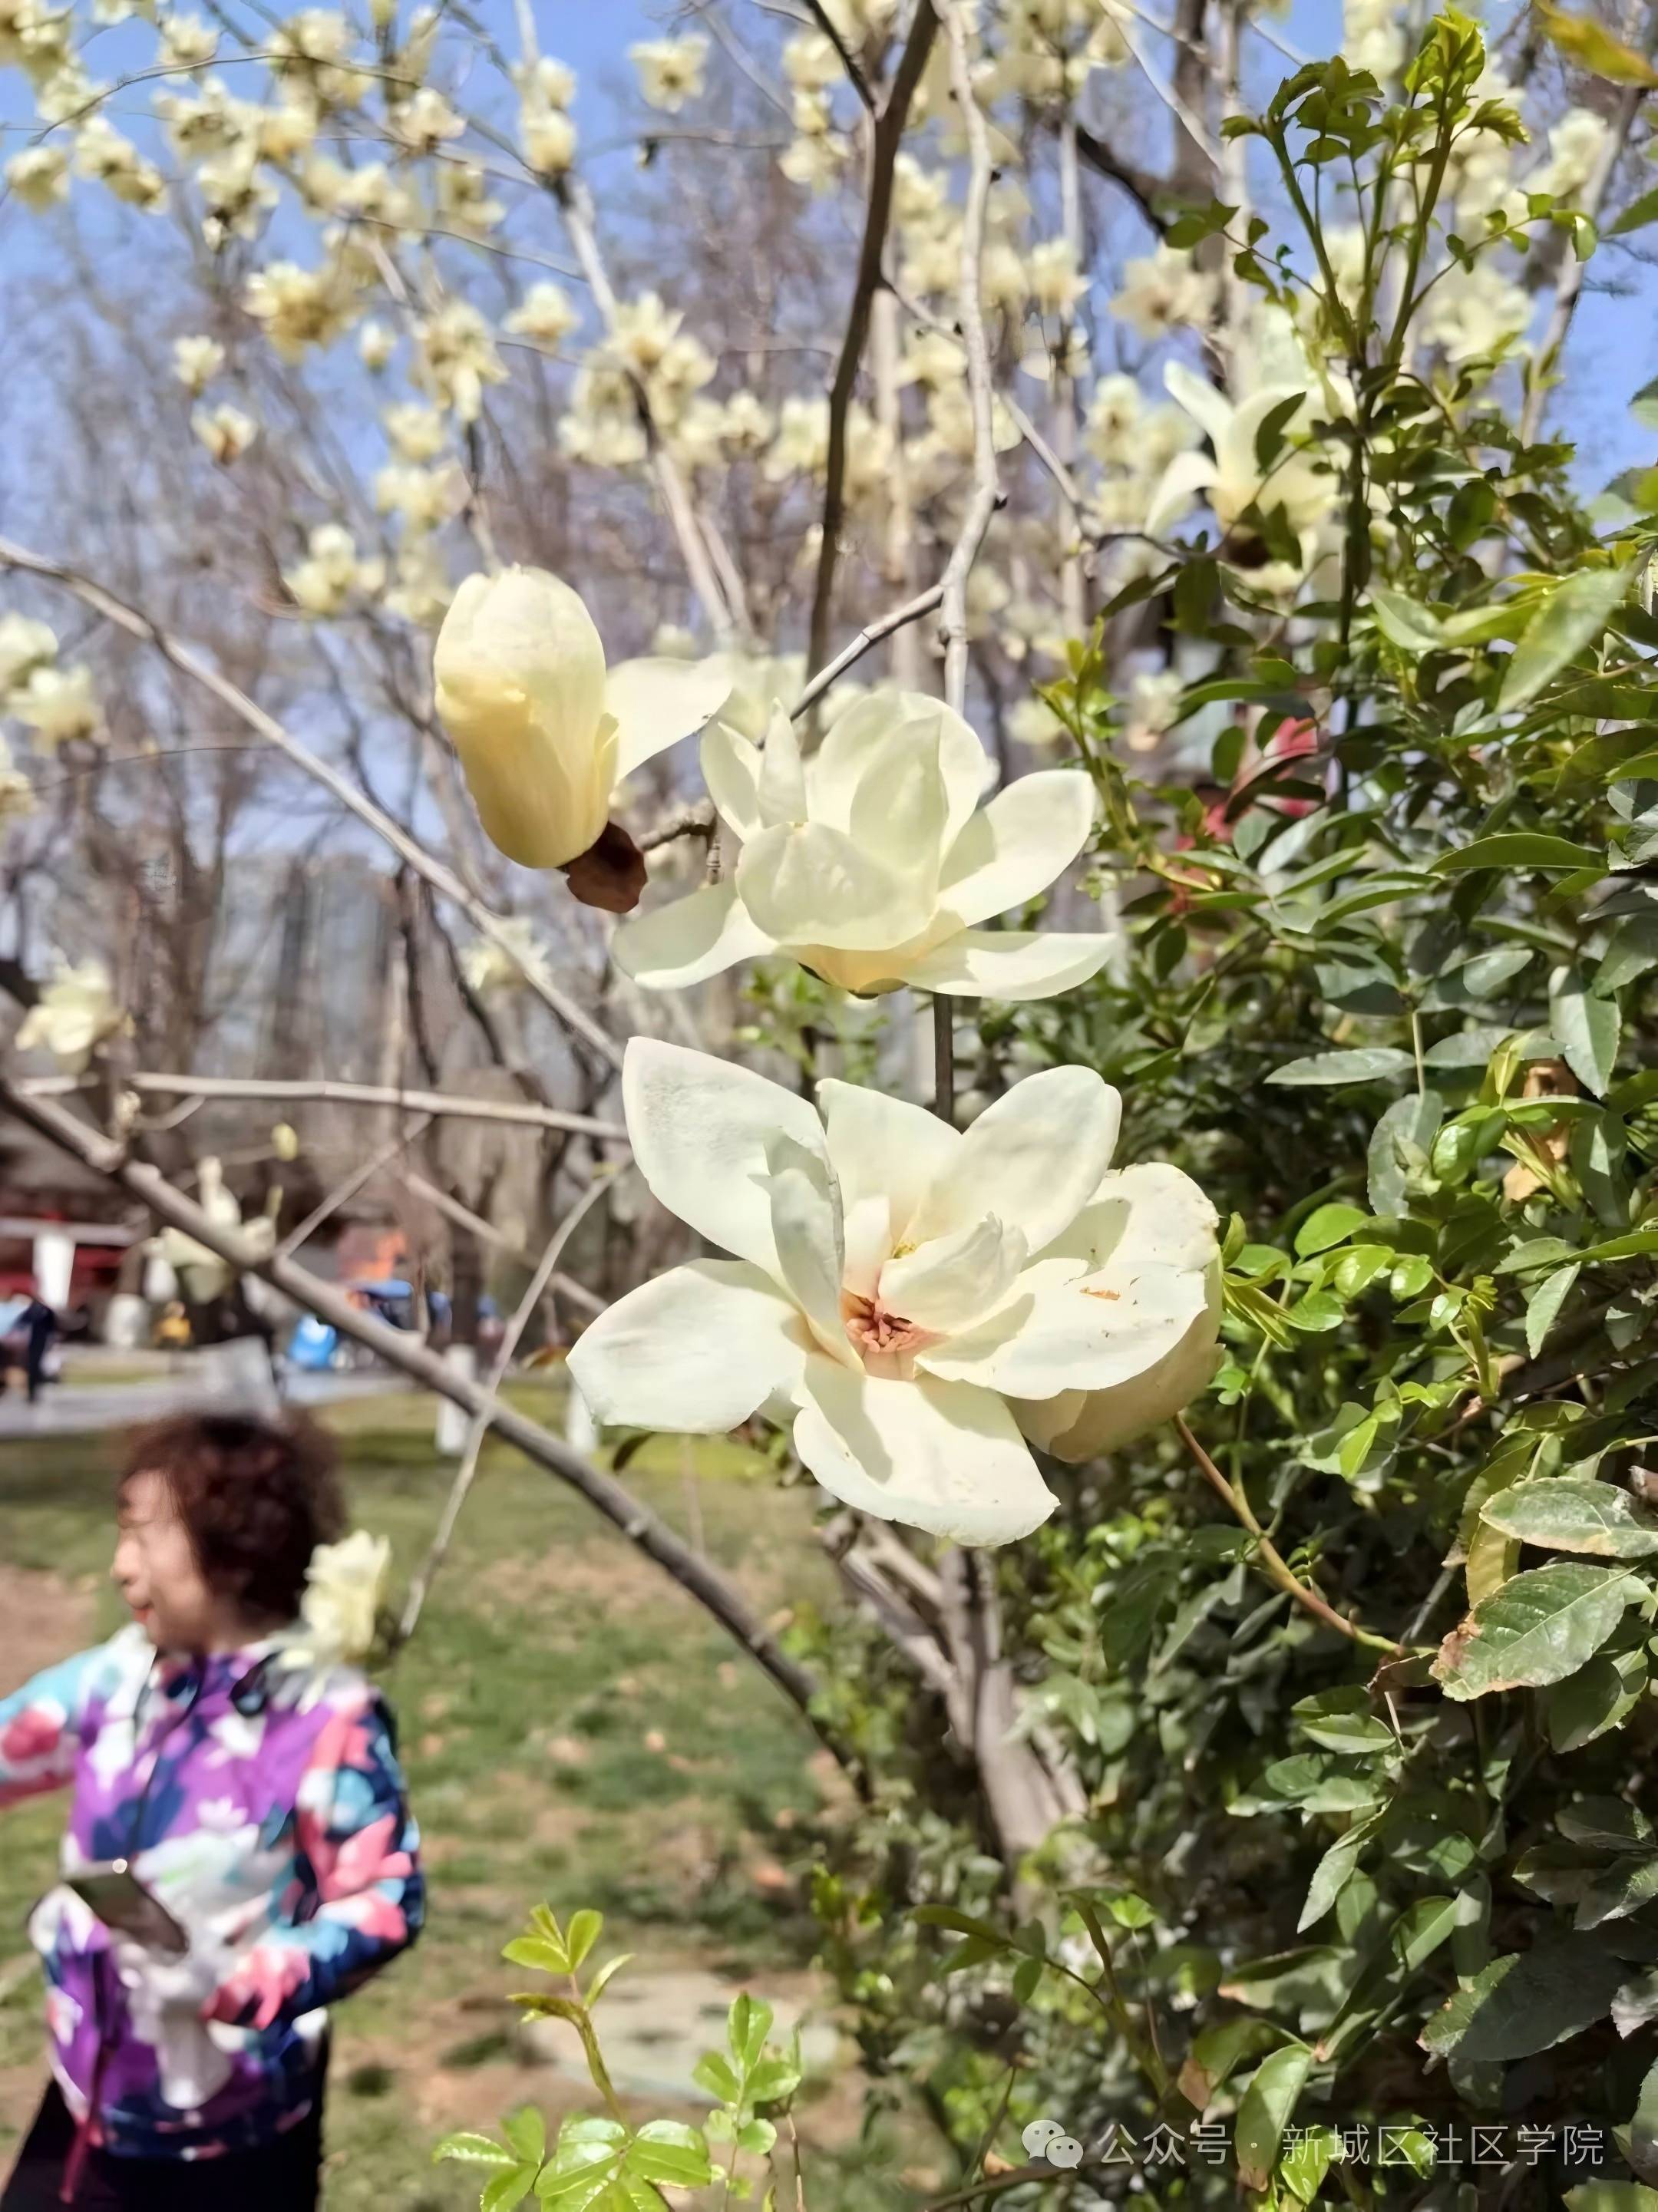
118,1411 -> 346,1623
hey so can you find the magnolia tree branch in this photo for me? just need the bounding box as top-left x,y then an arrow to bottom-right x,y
0,537 -> 623,1074
804,1 -> 941,681
550,177 -> 744,647
0,1068 -> 860,1778
791,583 -> 945,718
397,1170 -> 617,1643
18,1071 -> 624,1140
799,0 -> 877,112
933,0 -> 1000,718
1072,121 -> 1170,236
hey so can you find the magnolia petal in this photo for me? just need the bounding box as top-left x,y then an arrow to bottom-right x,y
1144,449 -> 1218,539
700,721 -> 763,840
817,1079 -> 959,1246
908,1065 -> 1121,1257
736,821 -> 936,952
791,1356 -> 1059,1547
756,703 -> 808,827
891,927 -> 1118,1002
808,692 -> 989,852
918,1258 -> 1207,1401
842,1193 -> 892,1299
612,880 -> 777,990
566,1259 -> 808,1431
605,654 -> 734,782
763,1136 -> 858,1370
937,771 -> 1097,927
1044,1160 -> 1220,1273
879,1215 -> 1029,1335
847,721 -> 948,899
623,1037 -> 826,1282
1014,1266 -> 1223,1461
1164,358 -> 1234,452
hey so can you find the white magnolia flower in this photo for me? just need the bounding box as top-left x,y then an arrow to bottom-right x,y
5,145 -> 69,210
1144,362 -> 1338,561
521,101 -> 576,173
1123,668 -> 1185,752
1029,237 -> 1088,316
284,523 -> 383,616
568,1042 -> 1217,1544
433,565 -> 732,873
173,335 -> 225,395
296,1530 -> 391,1666
192,402 -> 259,464
1111,244 -> 1217,340
15,958 -> 128,1073
459,916 -> 548,997
11,664 -> 101,745
0,735 -> 35,821
0,615 -> 56,694
358,320 -> 395,371
613,692 -> 1113,1002
1419,259 -> 1532,365
630,34 -> 708,113
504,280 -> 579,349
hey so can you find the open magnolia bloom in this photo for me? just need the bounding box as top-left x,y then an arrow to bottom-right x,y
613,692 -> 1112,1001
567,1042 -> 1220,1545
1144,361 -> 1339,571
433,565 -> 732,911
13,958 -> 128,1074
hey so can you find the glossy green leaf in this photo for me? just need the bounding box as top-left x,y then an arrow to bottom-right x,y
1432,1563 -> 1640,1699
1500,564 -> 1635,710
1234,2042 -> 1313,2192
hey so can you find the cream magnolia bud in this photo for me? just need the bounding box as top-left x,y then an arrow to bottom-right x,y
433,566 -> 616,870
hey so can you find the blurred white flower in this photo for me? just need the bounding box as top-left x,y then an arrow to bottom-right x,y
461,917 -> 550,998
1123,669 -> 1184,751
1144,361 -> 1338,565
11,665 -> 101,746
504,281 -> 579,349
0,615 -> 56,694
1029,237 -> 1088,316
358,321 -> 395,371
630,34 -> 708,113
284,523 -> 384,616
15,958 -> 128,1073
192,402 -> 259,464
297,1531 -> 391,1666
5,146 -> 69,210
1110,244 -> 1217,340
0,735 -> 35,823
173,335 -> 226,395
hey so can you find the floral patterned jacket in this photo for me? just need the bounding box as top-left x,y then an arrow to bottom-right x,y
0,1623 -> 424,2162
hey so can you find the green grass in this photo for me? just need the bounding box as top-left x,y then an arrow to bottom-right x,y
0,1388 -> 916,2209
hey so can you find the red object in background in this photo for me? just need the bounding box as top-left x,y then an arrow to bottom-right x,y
1197,715 -> 1323,840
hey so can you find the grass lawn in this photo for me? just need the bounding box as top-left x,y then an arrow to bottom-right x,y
0,1388 -> 923,2208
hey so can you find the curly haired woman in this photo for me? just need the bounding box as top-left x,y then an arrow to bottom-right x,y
0,1411 -> 424,2209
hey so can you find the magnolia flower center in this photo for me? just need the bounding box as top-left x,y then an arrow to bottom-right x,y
840,1289 -> 940,1382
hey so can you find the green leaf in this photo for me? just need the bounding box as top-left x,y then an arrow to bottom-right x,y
1294,1202 -> 1369,1256
1432,832 -> 1604,874
1177,2019 -> 1286,2111
1526,1266 -> 1581,1357
1234,2044 -> 1313,2192
1432,1562 -> 1640,1698
1565,2189 -> 1658,2212
436,2134 -> 517,2169
1370,586 -> 1452,654
482,2171 -> 537,2212
1291,1687 -> 1396,1754
1254,391 -> 1306,472
1537,2 -> 1658,82
565,1912 -> 603,1972
728,1993 -> 773,2070
504,2110 -> 548,2166
1280,2124 -> 1339,2205
630,2121 -> 716,2187
1284,1291 -> 1346,1332
1500,564 -> 1635,711
1267,1046 -> 1415,1086
692,2052 -> 740,2103
1390,1894 -> 1460,1973
1574,1854 -> 1658,1930
1299,1811 -> 1382,1931
1610,183 -> 1658,236
504,1936 -> 570,1976
1420,1938 -> 1627,2058
1546,1647 -> 1648,1750
1481,1477 -> 1658,1559
1553,970 -> 1622,1096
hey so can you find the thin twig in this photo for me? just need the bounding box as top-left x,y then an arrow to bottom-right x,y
0,537 -> 624,1072
791,583 -> 945,717
397,1172 -> 618,1642
272,1112 -> 433,1262
800,0 -> 877,112
18,1071 -> 623,1139
804,1 -> 941,680
1175,1415 -> 1402,1655
934,0 -> 1000,715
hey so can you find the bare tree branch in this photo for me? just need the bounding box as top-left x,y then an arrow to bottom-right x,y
19,1071 -> 624,1139
804,1 -> 941,680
